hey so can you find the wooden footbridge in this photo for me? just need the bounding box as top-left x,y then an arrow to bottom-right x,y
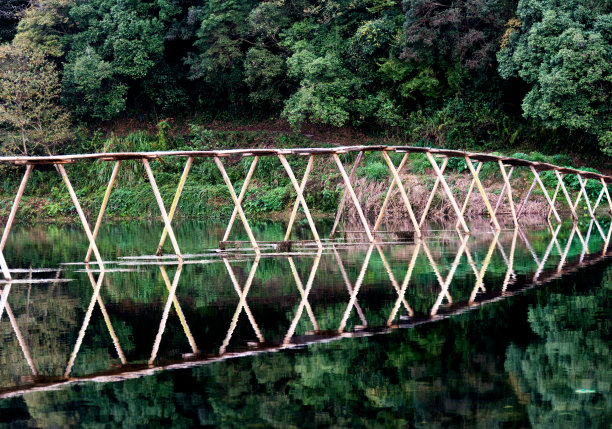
1,145 -> 612,280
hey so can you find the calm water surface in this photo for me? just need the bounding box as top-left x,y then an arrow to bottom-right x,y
0,219 -> 610,427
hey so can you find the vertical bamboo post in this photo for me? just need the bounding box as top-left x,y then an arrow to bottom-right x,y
214,157 -> 260,253
465,157 -> 499,230
85,161 -> 121,263
333,154 -> 374,242
142,159 -> 183,262
330,151 -> 364,238
222,156 -> 259,242
498,161 -> 518,227
373,153 -> 410,232
425,152 -> 470,234
156,157 -> 193,256
57,164 -> 105,270
282,155 -> 316,242
418,157 -> 449,229
530,166 -> 561,223
381,151 -> 421,238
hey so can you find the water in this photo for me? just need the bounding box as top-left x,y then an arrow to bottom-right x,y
0,219 -> 610,427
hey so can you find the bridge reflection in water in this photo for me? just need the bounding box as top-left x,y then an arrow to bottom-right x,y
0,220 -> 610,398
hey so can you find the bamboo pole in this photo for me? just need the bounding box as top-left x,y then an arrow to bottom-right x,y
156,157 -> 193,256
65,271 -> 105,377
425,152 -> 470,234
376,245 -> 413,315
149,264 -> 183,365
280,155 -> 319,246
214,157 -> 260,253
1,164 -> 32,251
159,266 -> 199,355
593,187 -> 605,212
555,171 -> 578,221
494,167 -> 514,215
330,151 -> 364,238
502,228 -> 518,294
57,164 -> 105,270
429,235 -> 469,316
142,159 -> 183,262
85,268 -> 127,364
287,257 -> 319,331
283,251 -> 322,345
337,245 -> 373,333
220,256 -> 261,355
85,161 -> 121,263
0,283 -> 10,322
498,161 -> 518,227
381,151 -> 421,238
530,167 -> 562,223
601,178 -> 612,215
222,156 -> 259,242
332,247 -> 367,326
517,177 -> 537,218
419,157 -> 449,229
386,240 -> 421,326
333,154 -> 374,242
468,231 -> 499,304
577,175 -> 596,220
465,157 -> 500,230
374,153 -> 410,232
456,161 -> 481,229
5,301 -> 38,376
224,259 -> 265,343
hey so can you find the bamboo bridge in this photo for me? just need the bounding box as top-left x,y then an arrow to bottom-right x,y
1,145 -> 612,281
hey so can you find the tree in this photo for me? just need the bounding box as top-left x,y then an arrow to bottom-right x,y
497,0 -> 612,152
0,43 -> 72,155
0,0 -> 29,43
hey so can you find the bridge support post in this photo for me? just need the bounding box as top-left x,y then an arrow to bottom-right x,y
57,164 -> 106,270
332,154 -> 375,242
330,151 -> 363,238
279,154 -> 321,249
85,161 -> 121,263
418,156 -> 448,229
220,256 -> 261,355
494,167 -> 514,216
373,153 -> 410,232
600,178 -> 612,216
425,152 -> 470,234
381,151 -> 421,238
465,157 -> 500,230
0,164 -> 33,280
221,156 -> 258,245
156,157 -> 194,256
529,167 -> 562,223
142,159 -> 183,262
214,157 -> 260,253
517,176 -> 537,218
498,161 -> 519,227
456,160 -> 480,229
554,171 -> 578,221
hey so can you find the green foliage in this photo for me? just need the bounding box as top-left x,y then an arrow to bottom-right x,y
357,160 -> 389,180
498,0 -> 612,152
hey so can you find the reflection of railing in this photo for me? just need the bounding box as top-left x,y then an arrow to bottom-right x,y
1,220 -> 610,399
2,146 -> 612,280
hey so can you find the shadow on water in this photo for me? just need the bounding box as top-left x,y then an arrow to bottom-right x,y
0,218 -> 610,427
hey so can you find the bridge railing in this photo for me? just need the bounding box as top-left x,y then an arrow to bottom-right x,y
1,145 -> 611,280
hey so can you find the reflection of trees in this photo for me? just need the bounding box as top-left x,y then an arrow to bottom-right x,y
505,268 -> 612,428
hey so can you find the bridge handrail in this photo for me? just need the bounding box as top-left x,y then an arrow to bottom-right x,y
0,145 -> 610,183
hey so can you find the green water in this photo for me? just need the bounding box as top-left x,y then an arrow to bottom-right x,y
0,219 -> 610,427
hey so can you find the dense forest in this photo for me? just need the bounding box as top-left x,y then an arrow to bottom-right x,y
0,0 -> 610,156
